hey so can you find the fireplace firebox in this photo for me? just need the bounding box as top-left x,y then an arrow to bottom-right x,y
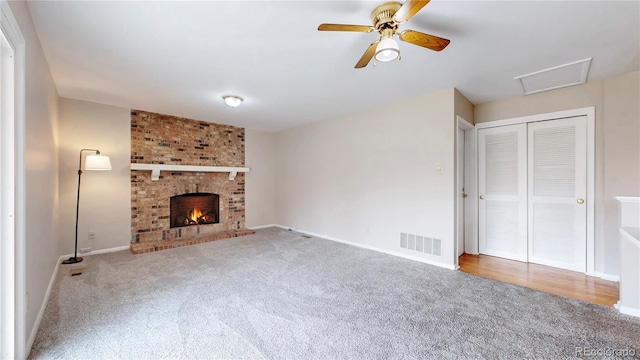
170,193 -> 219,228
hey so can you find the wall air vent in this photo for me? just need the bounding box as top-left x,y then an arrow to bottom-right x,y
400,233 -> 442,256
514,58 -> 592,95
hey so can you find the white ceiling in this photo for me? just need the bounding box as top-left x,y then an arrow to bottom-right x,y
28,1 -> 639,132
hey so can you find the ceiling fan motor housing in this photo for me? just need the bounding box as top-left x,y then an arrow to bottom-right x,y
372,2 -> 402,31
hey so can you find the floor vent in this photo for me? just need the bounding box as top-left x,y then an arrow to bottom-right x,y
69,268 -> 85,277
400,233 -> 442,256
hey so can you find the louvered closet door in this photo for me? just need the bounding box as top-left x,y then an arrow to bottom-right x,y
528,116 -> 587,272
478,124 -> 528,262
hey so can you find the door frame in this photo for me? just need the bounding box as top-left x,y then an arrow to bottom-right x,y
456,127 -> 465,257
475,107 -> 595,275
455,116 -> 476,268
0,2 -> 26,359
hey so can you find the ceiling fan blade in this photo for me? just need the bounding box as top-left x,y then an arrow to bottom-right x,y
398,30 -> 450,51
318,24 -> 374,33
393,0 -> 430,24
355,41 -> 380,69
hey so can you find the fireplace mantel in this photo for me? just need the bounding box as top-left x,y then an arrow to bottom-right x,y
130,163 -> 250,181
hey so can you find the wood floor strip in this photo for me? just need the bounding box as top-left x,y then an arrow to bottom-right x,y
458,254 -> 619,307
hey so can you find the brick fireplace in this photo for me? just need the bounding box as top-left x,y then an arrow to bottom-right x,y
130,110 -> 254,254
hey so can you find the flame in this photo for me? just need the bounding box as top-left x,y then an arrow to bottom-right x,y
187,208 -> 203,223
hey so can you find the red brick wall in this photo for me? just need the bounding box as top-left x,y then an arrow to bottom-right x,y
131,110 -> 244,166
130,110 -> 246,244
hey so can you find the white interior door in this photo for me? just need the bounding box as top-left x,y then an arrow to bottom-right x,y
478,124 -> 528,262
457,128 -> 465,256
528,116 -> 587,272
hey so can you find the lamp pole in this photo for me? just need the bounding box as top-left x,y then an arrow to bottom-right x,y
62,149 -> 101,265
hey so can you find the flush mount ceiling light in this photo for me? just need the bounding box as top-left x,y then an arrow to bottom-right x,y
374,29 -> 400,62
222,95 -> 243,108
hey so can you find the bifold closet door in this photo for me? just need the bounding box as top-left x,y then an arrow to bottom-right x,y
528,116 -> 587,272
478,124 -> 528,262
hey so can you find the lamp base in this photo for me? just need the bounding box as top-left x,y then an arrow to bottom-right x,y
62,256 -> 83,264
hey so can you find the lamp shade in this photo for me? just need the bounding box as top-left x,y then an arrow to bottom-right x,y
85,154 -> 112,170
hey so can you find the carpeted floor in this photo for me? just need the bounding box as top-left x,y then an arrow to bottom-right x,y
29,227 -> 639,359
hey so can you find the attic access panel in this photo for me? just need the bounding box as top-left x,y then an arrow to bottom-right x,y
515,58 -> 592,95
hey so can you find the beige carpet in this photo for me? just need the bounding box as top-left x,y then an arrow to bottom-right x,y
29,227 -> 639,359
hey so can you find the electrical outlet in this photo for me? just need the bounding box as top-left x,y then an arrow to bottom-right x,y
88,230 -> 96,240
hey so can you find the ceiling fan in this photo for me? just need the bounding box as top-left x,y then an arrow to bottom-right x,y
318,0 -> 450,68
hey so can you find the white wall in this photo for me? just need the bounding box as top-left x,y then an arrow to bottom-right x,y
603,72 -> 640,276
7,0 -> 59,355
275,88 -> 457,268
474,71 -> 640,277
58,98 -> 131,254
245,129 -> 277,228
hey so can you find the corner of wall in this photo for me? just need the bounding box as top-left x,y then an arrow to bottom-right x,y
57,99 -> 131,256
454,88 -> 475,125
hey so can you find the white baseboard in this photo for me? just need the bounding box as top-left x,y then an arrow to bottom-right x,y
273,224 -> 293,231
619,306 -> 640,318
590,271 -> 620,282
599,274 -> 620,282
249,224 -> 278,230
60,245 -> 130,259
276,224 -> 456,271
26,256 -> 61,358
614,301 -> 640,318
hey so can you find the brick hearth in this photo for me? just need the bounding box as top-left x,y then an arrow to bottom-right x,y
130,228 -> 255,254
130,110 -> 253,253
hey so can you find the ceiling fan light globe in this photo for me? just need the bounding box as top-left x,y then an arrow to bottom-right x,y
223,95 -> 243,108
374,38 -> 400,62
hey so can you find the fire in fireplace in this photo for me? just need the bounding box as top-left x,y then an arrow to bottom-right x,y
170,193 -> 220,228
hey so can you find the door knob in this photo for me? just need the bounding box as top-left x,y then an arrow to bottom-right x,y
479,195 -> 485,200
577,198 -> 584,204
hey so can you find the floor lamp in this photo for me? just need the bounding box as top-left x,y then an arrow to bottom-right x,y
62,149 -> 112,265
